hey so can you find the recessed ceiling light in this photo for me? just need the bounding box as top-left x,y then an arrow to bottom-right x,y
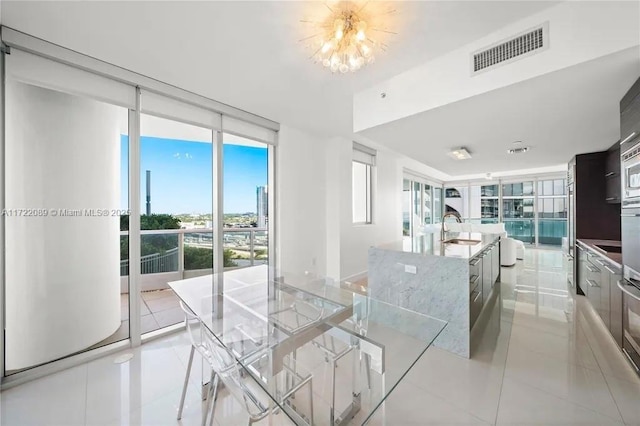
507,147 -> 530,154
447,147 -> 472,160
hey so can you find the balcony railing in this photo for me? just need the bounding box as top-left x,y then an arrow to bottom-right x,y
462,217 -> 566,246
119,227 -> 268,277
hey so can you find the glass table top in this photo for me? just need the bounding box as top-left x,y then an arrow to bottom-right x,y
169,272 -> 447,425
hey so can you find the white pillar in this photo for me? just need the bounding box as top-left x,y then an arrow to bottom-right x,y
5,81 -> 122,370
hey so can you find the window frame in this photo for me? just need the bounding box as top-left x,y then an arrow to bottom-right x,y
352,142 -> 376,225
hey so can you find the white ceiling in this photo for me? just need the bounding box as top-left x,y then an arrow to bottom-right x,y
360,47 -> 640,176
2,0 -> 560,137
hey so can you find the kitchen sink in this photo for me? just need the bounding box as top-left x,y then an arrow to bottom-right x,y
594,244 -> 622,254
443,238 -> 482,246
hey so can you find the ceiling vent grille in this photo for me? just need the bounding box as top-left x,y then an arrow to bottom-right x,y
472,23 -> 548,74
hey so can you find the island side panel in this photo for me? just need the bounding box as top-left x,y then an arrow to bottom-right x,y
368,247 -> 470,357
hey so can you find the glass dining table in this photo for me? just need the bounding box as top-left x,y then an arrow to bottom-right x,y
169,272 -> 447,426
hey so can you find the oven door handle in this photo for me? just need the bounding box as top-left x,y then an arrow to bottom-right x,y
621,213 -> 640,217
618,280 -> 640,301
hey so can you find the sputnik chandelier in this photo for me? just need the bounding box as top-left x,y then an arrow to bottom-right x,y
302,2 -> 396,74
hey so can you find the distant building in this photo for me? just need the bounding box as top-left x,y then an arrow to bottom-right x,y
256,186 -> 268,228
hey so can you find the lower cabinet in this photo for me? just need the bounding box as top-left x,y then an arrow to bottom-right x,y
577,245 -> 589,297
491,242 -> 500,286
607,264 -> 623,347
482,248 -> 492,305
469,275 -> 482,328
469,239 -> 500,329
586,253 -> 602,318
576,241 -> 623,349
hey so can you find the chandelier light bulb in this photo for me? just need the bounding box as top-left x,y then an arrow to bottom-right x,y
305,3 -> 392,74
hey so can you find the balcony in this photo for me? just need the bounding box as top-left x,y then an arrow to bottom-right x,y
105,228 -> 268,341
120,227 -> 268,292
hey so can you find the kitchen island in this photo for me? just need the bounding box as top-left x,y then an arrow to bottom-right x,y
368,232 -> 501,358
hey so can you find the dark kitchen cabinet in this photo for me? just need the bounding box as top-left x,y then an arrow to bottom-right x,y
621,77 -> 640,147
605,142 -> 621,204
571,152 -> 622,242
606,177 -> 621,204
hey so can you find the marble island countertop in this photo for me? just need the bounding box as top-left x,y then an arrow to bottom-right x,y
378,232 -> 501,260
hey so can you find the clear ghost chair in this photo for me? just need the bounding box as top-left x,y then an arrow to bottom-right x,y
177,301 -> 314,426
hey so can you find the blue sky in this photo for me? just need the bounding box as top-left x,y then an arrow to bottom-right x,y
120,136 -> 267,214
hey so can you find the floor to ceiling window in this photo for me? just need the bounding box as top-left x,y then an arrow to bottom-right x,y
469,184 -> 500,224
403,173 -> 442,241
434,187 -> 443,224
1,41 -> 278,381
502,181 -> 535,243
442,176 -> 566,246
222,133 -> 269,278
137,114 -> 214,334
403,179 -> 412,236
445,186 -> 469,219
537,179 -> 567,246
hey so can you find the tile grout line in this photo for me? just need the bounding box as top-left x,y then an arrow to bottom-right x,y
505,292 -> 626,424
507,261 -> 626,424
576,306 -> 629,424
506,321 -> 605,374
493,280 -> 517,426
84,363 -> 89,426
400,376 -> 495,425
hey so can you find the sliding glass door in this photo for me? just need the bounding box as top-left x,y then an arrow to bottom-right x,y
403,174 -> 442,241
1,46 -> 278,380
222,134 -> 269,290
441,177 -> 567,247
136,114 -> 214,334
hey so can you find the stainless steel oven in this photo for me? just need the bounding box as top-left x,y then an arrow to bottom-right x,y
618,279 -> 640,373
622,140 -> 640,208
622,208 -> 640,283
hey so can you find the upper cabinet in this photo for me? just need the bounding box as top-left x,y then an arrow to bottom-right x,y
605,141 -> 621,204
620,77 -> 640,148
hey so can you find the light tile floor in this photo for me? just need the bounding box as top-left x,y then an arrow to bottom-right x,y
3,249 -> 640,425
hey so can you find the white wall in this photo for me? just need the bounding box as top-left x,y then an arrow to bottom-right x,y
5,81 -> 122,370
354,1 -> 640,132
277,127 -> 429,282
319,135 -> 441,281
276,125 -> 328,279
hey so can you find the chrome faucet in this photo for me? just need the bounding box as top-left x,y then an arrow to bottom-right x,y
441,212 -> 462,241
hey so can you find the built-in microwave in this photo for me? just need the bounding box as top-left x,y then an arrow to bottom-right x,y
622,141 -> 640,208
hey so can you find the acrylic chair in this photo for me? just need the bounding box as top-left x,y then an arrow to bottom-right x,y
177,300 -> 314,426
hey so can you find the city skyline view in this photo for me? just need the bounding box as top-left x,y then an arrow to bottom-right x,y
120,135 -> 268,215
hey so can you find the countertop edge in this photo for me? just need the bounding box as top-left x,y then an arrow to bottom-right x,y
576,239 -> 622,269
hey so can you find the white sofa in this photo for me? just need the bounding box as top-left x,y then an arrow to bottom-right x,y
444,222 -> 524,265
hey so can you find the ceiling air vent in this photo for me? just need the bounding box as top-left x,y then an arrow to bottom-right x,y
471,23 -> 549,74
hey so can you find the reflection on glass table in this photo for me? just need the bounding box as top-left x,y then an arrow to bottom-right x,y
169,274 -> 447,425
